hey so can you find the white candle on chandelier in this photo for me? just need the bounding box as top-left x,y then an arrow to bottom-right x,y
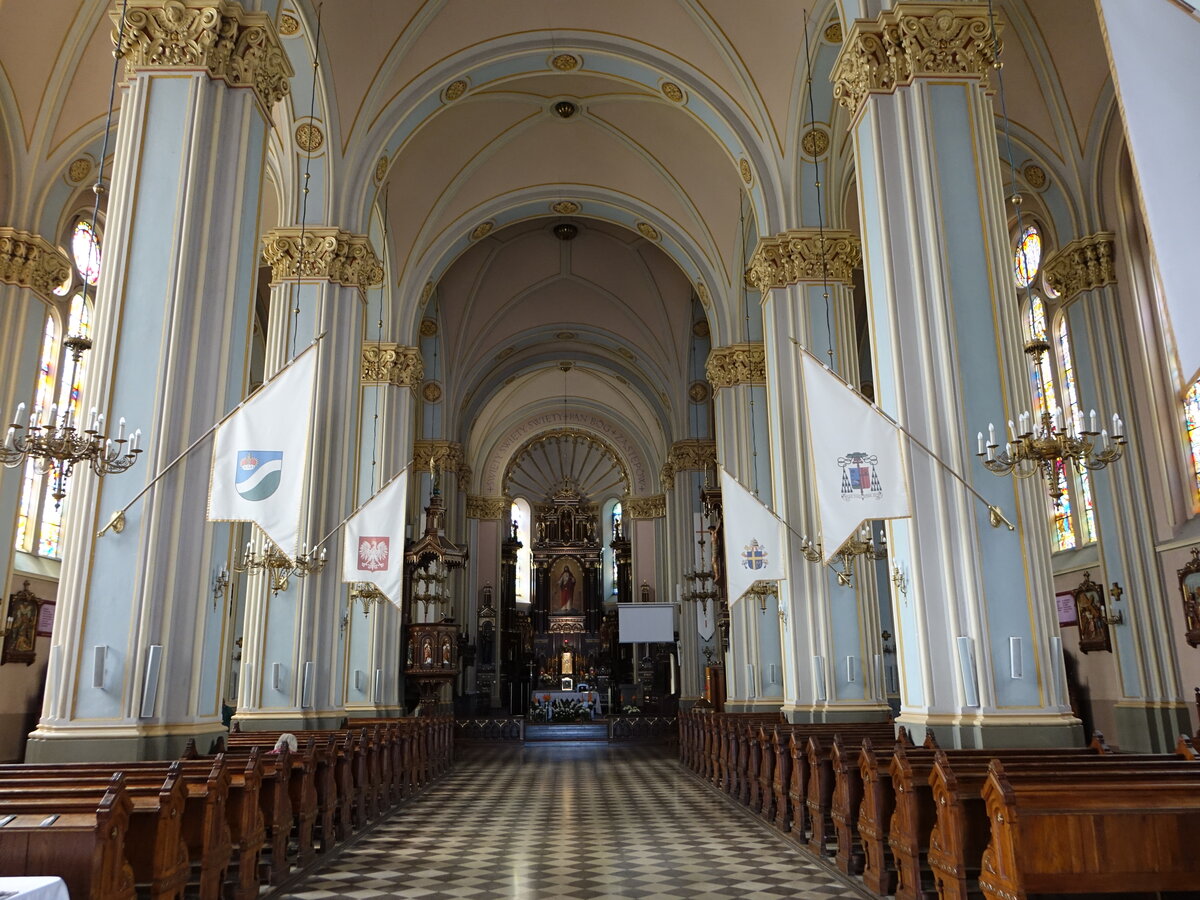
30,405 -> 41,430
1112,413 -> 1119,436
96,413 -> 104,434
1006,420 -> 1015,441
1089,409 -> 1097,433
131,429 -> 141,452
46,404 -> 56,428
116,417 -> 125,442
104,438 -> 112,460
986,443 -> 996,462
977,432 -> 985,455
1101,429 -> 1110,451
1116,415 -> 1124,437
3,428 -> 13,451
1053,409 -> 1063,432
13,402 -> 25,427
87,407 -> 96,431
989,423 -> 997,447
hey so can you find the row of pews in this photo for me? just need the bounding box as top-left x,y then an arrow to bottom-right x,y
0,716 -> 452,900
679,709 -> 1200,899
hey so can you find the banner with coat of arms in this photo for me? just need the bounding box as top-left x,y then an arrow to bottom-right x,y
207,343 -> 318,557
799,349 -> 911,563
719,467 -> 787,604
341,469 -> 409,608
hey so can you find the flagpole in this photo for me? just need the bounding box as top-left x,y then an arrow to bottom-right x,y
790,339 -> 1015,531
97,334 -> 328,537
313,460 -> 415,552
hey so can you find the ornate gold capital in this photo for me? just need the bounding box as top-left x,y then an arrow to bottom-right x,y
625,494 -> 666,519
413,439 -> 469,491
361,343 -> 422,387
1042,233 -> 1116,301
262,228 -> 383,294
660,439 -> 717,492
706,343 -> 766,390
0,229 -> 72,302
113,0 -> 293,111
832,4 -> 999,119
746,230 -> 861,291
466,495 -> 510,519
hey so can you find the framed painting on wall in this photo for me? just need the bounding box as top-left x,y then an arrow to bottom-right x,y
1072,571 -> 1112,654
2,581 -> 41,666
1178,547 -> 1200,648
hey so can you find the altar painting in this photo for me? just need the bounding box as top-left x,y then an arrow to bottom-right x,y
549,557 -> 583,614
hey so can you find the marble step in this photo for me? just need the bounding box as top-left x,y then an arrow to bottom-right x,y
524,722 -> 609,742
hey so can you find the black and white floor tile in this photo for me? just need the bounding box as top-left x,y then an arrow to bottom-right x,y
281,743 -> 871,900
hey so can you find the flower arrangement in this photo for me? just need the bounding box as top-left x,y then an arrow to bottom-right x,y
529,696 -> 592,722
621,704 -> 641,716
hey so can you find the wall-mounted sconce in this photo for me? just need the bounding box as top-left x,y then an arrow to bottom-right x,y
212,565 -> 230,611
1103,581 -> 1125,625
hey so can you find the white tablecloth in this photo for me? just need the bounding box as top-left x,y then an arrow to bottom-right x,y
0,876 -> 70,900
533,689 -> 603,717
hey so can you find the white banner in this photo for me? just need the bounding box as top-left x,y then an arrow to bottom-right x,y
697,598 -> 716,641
719,467 -> 787,604
342,469 -> 409,609
800,349 -> 910,562
208,344 -> 318,557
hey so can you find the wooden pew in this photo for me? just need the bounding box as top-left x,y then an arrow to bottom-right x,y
801,724 -> 898,855
977,754 -> 1200,899
0,773 -> 136,900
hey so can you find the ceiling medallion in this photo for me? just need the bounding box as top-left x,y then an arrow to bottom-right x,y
552,54 -> 580,71
420,281 -> 434,305
695,282 -> 712,308
422,381 -> 443,403
444,79 -> 468,101
739,158 -> 753,185
553,222 -> 578,241
801,127 -> 830,158
555,331 -> 577,340
1023,163 -> 1047,190
553,100 -> 577,119
419,318 -> 438,337
617,347 -> 635,361
295,122 -> 324,152
661,82 -> 684,102
496,346 -> 517,361
551,200 -> 580,215
67,157 -> 92,184
692,319 -> 710,338
824,21 -> 843,43
558,360 -> 575,372
688,381 -> 710,404
374,155 -> 388,184
279,13 -> 300,35
636,222 -> 660,241
470,221 -> 494,240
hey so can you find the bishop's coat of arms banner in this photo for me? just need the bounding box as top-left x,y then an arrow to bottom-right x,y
719,467 -> 787,604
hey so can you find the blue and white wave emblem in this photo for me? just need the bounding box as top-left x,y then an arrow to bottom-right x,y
235,450 -> 283,501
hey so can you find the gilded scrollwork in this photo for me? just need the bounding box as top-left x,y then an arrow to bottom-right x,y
625,494 -> 666,519
0,228 -> 72,301
361,343 -> 423,387
466,496 -> 509,519
1042,233 -> 1116,301
413,440 -> 466,480
262,228 -> 384,293
113,0 -> 293,110
832,4 -> 999,119
746,229 -> 861,291
659,439 -> 717,492
705,343 -> 766,390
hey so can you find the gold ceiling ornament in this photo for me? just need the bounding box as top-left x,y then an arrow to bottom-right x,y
413,440 -> 466,478
636,222 -> 660,241
0,228 -> 73,302
419,317 -> 438,337
801,127 -> 830,158
67,157 -> 93,184
551,53 -> 580,71
422,381 -> 443,403
551,200 -> 580,215
278,13 -> 299,35
113,0 -> 294,111
739,159 -> 753,184
444,79 -> 468,101
295,122 -> 323,152
360,343 -> 423,387
465,495 -> 509,519
419,281 -> 434,305
555,331 -> 577,340
824,21 -> 844,43
616,347 -> 636,361
1042,233 -> 1116,302
746,229 -> 861,290
262,228 -> 384,292
695,282 -> 712,308
660,439 -> 717,491
470,221 -> 495,240
1022,163 -> 1047,190
661,82 -> 684,102
496,346 -> 516,361
374,155 -> 389,184
832,3 -> 999,119
625,494 -> 667,519
692,319 -> 710,338
705,342 -> 766,390
688,381 -> 710,404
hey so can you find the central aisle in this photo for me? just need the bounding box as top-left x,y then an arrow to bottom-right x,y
284,743 -> 870,899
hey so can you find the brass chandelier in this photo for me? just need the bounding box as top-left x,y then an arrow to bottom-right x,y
800,523 -> 887,589
234,539 -> 326,593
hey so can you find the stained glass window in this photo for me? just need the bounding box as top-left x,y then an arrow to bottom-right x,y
611,501 -> 622,594
1014,225 -> 1041,288
1186,379 -> 1200,506
1056,316 -> 1095,542
1026,295 -> 1058,419
71,220 -> 101,286
15,316 -> 60,553
512,499 -> 531,603
1050,460 -> 1076,550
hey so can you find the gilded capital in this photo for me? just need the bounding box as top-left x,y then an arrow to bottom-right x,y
706,343 -> 766,390
746,230 -> 861,291
466,495 -> 510,519
660,439 -> 717,492
113,0 -> 293,111
832,4 -> 999,119
0,229 -> 72,302
1042,233 -> 1116,301
413,440 -> 469,491
262,228 -> 384,294
361,343 -> 422,387
625,494 -> 666,519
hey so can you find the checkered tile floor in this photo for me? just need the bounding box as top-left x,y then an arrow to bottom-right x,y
280,743 -> 870,899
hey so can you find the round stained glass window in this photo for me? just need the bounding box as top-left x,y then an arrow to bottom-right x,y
1013,224 -> 1041,288
71,220 -> 101,286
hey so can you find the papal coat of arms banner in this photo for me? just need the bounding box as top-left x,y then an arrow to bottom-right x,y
719,467 -> 786,603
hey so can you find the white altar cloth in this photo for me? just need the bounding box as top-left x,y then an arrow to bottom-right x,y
0,876 -> 70,900
533,690 -> 603,718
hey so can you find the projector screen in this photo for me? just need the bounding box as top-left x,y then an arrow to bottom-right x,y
618,603 -> 676,643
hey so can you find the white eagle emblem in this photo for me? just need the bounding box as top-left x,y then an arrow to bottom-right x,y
357,536 -> 390,572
